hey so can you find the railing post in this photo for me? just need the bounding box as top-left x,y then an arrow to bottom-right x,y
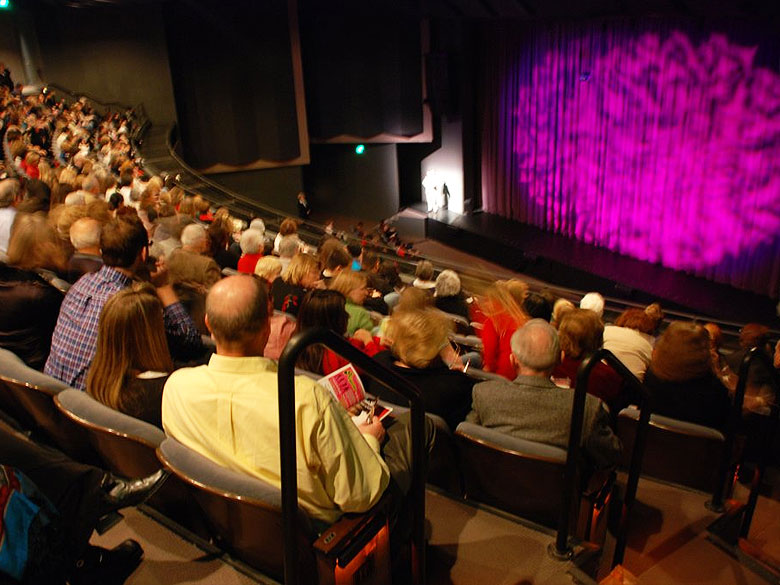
278,327 -> 426,585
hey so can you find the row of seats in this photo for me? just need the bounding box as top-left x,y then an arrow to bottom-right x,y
0,345 -> 736,583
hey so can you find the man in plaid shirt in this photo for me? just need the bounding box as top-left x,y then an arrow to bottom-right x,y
45,215 -> 203,390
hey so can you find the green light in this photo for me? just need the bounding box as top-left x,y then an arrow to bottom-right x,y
355,144 -> 365,155
0,0 -> 9,9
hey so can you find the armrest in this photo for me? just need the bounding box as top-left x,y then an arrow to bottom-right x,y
313,494 -> 390,566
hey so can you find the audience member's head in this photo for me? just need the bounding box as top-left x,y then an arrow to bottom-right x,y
283,253 -> 321,287
435,269 -> 461,298
510,319 -> 560,375
205,275 -> 271,354
278,234 -> 301,259
100,215 -> 148,268
180,223 -> 209,254
239,228 -> 264,256
69,217 -> 102,253
739,323 -> 771,351
330,271 -> 369,306
703,322 -> 723,350
614,308 -> 655,335
0,178 -> 21,208
6,212 -> 67,272
295,289 -> 349,373
278,217 -> 298,237
87,282 -> 173,412
387,308 -> 453,369
523,291 -> 553,321
255,255 -> 282,284
551,298 -> 575,328
558,309 -> 604,360
395,286 -> 433,313
650,321 -> 711,382
415,260 -> 434,282
249,218 -> 266,235
579,292 -> 605,318
483,279 -> 528,324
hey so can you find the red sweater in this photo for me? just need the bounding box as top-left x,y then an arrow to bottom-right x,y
480,312 -> 527,379
322,337 -> 383,375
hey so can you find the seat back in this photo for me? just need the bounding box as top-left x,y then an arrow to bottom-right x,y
54,389 -> 164,478
455,421 -> 569,528
617,407 -> 725,492
0,349 -> 94,462
158,437 -> 391,585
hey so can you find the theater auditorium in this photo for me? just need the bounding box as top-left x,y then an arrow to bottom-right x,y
0,0 -> 778,584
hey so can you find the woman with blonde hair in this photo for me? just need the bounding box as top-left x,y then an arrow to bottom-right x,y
330,270 -> 374,335
270,252 -> 321,316
373,308 -> 475,430
254,255 -> 282,285
87,283 -> 174,427
0,213 -> 68,369
479,279 -> 530,379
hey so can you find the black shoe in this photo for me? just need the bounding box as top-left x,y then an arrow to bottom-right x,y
99,469 -> 169,516
69,540 -> 143,585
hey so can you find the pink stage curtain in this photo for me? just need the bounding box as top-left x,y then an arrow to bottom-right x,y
480,18 -> 780,298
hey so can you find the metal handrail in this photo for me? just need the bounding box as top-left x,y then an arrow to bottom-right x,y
548,348 -> 651,568
277,327 -> 426,585
708,347 -> 780,524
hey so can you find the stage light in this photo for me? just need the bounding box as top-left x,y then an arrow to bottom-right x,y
355,144 -> 365,155
0,0 -> 10,9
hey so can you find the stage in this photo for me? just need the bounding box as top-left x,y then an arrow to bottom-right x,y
421,207 -> 779,327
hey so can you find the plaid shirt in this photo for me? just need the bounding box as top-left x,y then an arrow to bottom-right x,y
44,266 -> 202,390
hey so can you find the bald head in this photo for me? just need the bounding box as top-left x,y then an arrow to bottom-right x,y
510,319 -> 560,376
205,275 -> 270,354
70,217 -> 102,252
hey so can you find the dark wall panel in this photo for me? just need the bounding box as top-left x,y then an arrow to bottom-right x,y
207,167 -> 304,217
164,0 -> 300,168
33,4 -> 177,124
303,144 -> 399,221
300,0 -> 423,138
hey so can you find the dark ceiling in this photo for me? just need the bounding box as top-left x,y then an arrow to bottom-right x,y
20,0 -> 780,21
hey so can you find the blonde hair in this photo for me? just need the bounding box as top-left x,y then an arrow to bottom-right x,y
283,253 -> 320,286
255,255 -> 282,282
395,287 -> 433,313
387,308 -> 453,368
87,283 -> 173,414
6,213 -> 67,272
558,309 -> 604,359
482,279 -> 528,325
330,270 -> 367,298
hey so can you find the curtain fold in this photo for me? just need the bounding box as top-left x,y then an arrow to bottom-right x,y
480,18 -> 780,297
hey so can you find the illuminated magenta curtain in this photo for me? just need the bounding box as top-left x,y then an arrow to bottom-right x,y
480,19 -> 780,297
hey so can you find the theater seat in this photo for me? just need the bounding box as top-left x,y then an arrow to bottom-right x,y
617,406 -> 726,493
55,389 -> 210,537
0,348 -> 94,462
455,421 -> 613,545
157,437 -> 392,585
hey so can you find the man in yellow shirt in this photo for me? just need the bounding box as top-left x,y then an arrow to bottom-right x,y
162,275 -> 392,524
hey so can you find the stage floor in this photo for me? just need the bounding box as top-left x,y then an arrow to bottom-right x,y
421,207 -> 778,326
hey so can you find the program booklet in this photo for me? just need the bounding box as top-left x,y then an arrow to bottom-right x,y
317,364 -> 392,423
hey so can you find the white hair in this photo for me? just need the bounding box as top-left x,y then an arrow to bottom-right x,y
278,235 -> 301,259
579,292 -> 605,318
435,269 -> 461,297
180,223 -> 208,248
69,217 -> 102,250
510,319 -> 560,372
249,218 -> 266,235
240,228 -> 264,255
64,191 -> 87,206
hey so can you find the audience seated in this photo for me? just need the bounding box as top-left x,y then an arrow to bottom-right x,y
551,298 -> 575,329
273,217 -> 299,254
644,321 -> 731,430
480,279 -> 530,379
254,254 -> 282,285
45,215 -> 202,390
166,223 -> 221,293
277,233 -> 301,275
236,227 -> 264,274
433,269 -> 470,321
553,308 -> 625,409
330,270 -> 375,336
270,252 -> 321,317
67,216 -> 103,282
602,308 -> 656,381
373,308 -> 475,431
207,218 -> 239,270
162,275 -> 428,524
0,213 -> 66,370
725,323 -> 776,414
320,242 -> 350,286
412,260 -> 436,291
523,291 -> 553,321
579,292 -> 605,318
467,319 -> 621,470
294,289 -> 381,375
86,283 -> 173,428
0,178 -> 21,257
